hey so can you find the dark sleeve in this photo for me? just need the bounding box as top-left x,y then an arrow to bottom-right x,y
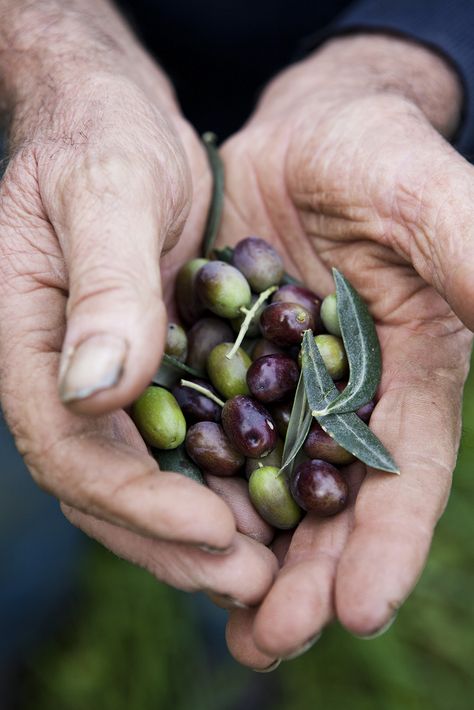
317,0 -> 474,157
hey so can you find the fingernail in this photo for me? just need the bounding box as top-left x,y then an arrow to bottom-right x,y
207,592 -> 249,610
282,632 -> 322,661
59,334 -> 127,403
252,659 -> 281,673
354,611 -> 398,640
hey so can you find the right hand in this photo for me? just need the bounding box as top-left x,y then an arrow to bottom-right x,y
0,67 -> 276,606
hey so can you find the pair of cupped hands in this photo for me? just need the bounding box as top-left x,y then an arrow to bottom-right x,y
1,33 -> 473,669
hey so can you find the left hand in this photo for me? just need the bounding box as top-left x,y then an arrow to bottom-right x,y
213,34 -> 474,668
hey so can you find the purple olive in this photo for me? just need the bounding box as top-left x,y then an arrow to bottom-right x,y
260,302 -> 314,346
303,422 -> 355,465
221,395 -> 277,458
172,378 -> 221,424
270,399 -> 293,438
290,460 -> 349,516
272,284 -> 322,331
185,422 -> 244,476
247,354 -> 299,403
186,317 -> 234,373
251,338 -> 285,361
232,237 -> 284,292
175,258 -> 208,324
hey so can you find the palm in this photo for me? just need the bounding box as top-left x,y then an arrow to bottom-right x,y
217,95 -> 472,664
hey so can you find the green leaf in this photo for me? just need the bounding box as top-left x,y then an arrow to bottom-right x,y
301,331 -> 399,473
212,246 -> 234,263
153,445 -> 205,485
318,269 -> 381,415
201,132 -> 225,258
278,369 -> 312,477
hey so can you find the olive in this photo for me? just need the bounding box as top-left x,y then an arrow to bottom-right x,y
272,284 -> 322,331
290,460 -> 349,516
249,466 -> 302,529
298,334 -> 348,380
172,378 -> 222,424
231,294 -> 266,337
320,293 -> 341,336
185,421 -> 244,476
270,399 -> 293,438
245,438 -> 284,479
186,317 -> 234,373
165,323 -> 188,362
132,386 -> 186,450
175,258 -> 208,324
251,338 -> 285,360
196,261 -> 251,319
222,395 -> 277,458
207,343 -> 251,399
303,422 -> 355,465
231,236 -> 284,292
260,302 -> 314,346
247,354 -> 299,403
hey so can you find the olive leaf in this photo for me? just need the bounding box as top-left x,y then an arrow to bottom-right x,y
301,331 -> 399,474
316,269 -> 381,416
201,132 -> 225,258
152,354 -> 202,387
278,369 -> 312,477
153,445 -> 204,485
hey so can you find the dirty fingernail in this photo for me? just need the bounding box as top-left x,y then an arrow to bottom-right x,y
354,611 -> 398,640
59,334 -> 127,403
207,592 -> 249,610
252,659 -> 281,673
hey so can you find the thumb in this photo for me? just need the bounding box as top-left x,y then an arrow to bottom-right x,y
385,128 -> 474,331
49,150 -> 190,415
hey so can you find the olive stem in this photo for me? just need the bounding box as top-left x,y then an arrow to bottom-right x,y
180,379 -> 225,407
226,285 -> 278,360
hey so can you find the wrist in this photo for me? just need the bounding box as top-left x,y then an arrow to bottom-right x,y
254,34 -> 462,138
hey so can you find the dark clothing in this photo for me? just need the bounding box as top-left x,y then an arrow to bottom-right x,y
117,0 -> 474,156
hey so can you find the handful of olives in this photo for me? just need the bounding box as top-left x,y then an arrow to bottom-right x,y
132,236 -> 377,532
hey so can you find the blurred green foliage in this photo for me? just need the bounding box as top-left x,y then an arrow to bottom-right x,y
20,368 -> 474,710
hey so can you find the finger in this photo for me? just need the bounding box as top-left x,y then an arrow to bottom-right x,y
226,609 -> 280,671
249,465 -> 363,660
335,324 -> 471,637
41,138 -> 191,415
62,505 -> 278,607
205,474 -> 274,545
0,182 -> 235,549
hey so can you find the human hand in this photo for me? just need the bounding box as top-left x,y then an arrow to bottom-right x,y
0,1 -> 277,604
215,34 -> 473,667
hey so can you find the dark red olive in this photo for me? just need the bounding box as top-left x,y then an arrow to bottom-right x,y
172,378 -> 221,424
221,395 -> 277,458
185,422 -> 244,476
290,460 -> 349,516
232,237 -> 284,292
272,284 -> 322,331
260,302 -> 314,346
303,422 -> 355,465
247,354 -> 299,403
186,317 -> 234,373
270,399 -> 293,438
251,338 -> 285,361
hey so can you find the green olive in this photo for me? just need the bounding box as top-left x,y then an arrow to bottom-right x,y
298,334 -> 348,380
320,293 -> 341,336
207,342 -> 251,399
196,261 -> 251,319
132,386 -> 186,449
165,323 -> 188,362
248,466 -> 302,529
175,258 -> 208,324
